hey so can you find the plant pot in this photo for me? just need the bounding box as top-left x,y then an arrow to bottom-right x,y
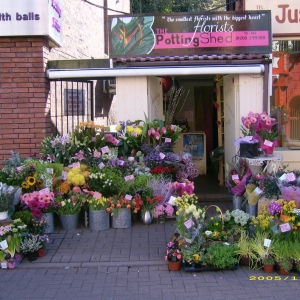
232,195 -> 243,210
89,208 -> 109,231
279,266 -> 290,275
168,260 -> 181,271
142,210 -> 152,225
27,251 -> 38,262
0,261 -> 8,269
112,208 -> 131,229
42,212 -> 54,234
263,143 -> 275,157
239,256 -> 250,266
37,248 -> 46,258
59,214 -> 79,231
0,211 -> 8,221
264,264 -> 274,273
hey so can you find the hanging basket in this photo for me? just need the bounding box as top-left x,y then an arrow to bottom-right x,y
205,205 -> 225,231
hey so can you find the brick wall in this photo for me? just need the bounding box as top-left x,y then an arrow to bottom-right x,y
0,37 -> 50,163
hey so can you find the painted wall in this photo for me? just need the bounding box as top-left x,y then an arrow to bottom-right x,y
224,74 -> 264,167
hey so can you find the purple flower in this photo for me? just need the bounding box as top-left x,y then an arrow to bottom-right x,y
268,202 -> 282,216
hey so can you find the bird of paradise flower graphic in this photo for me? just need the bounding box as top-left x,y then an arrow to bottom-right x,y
110,16 -> 155,56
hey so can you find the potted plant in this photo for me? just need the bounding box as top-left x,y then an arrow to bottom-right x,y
262,256 -> 275,273
87,194 -> 110,231
279,258 -> 292,275
235,231 -> 256,268
20,234 -> 42,262
204,243 -> 239,269
165,239 -> 182,271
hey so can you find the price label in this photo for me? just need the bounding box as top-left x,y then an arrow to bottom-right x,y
94,150 -> 101,158
98,162 -> 105,169
0,240 -> 8,250
159,152 -> 165,159
263,140 -> 273,147
46,168 -> 54,174
264,238 -> 272,247
165,138 -> 172,143
232,174 -> 239,180
285,172 -> 296,182
128,157 -> 134,162
280,223 -> 291,233
72,162 -> 81,168
61,170 -> 67,180
184,219 -> 193,229
279,174 -> 286,181
93,192 -> 102,199
254,187 -> 263,195
124,175 -> 134,181
101,146 -> 110,154
125,194 -> 132,200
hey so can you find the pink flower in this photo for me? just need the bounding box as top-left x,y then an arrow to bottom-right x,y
161,127 -> 166,134
150,127 -> 155,134
73,150 -> 85,161
148,129 -> 152,136
154,132 -> 160,140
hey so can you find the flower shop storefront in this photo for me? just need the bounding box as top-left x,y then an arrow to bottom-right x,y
5,10 -> 300,275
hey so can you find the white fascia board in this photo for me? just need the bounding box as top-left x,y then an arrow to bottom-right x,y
47,65 -> 265,79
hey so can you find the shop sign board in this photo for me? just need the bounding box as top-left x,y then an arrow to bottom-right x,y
109,11 -> 272,57
64,89 -> 85,116
0,0 -> 62,46
245,0 -> 300,40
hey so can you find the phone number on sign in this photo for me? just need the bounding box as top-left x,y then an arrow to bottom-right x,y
249,276 -> 299,281
236,36 -> 266,40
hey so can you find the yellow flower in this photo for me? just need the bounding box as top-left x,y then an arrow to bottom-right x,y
215,222 -> 219,226
126,126 -> 134,132
213,232 -> 219,237
21,182 -> 30,189
193,254 -> 200,261
115,125 -> 121,131
27,176 -> 36,186
134,127 -> 142,135
210,217 -> 214,220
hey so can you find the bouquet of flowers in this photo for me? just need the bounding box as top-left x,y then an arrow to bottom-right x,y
55,191 -> 87,215
87,195 -> 109,211
20,188 -> 55,218
139,187 -> 163,215
153,203 -> 174,219
226,158 -> 252,196
0,183 -> 17,213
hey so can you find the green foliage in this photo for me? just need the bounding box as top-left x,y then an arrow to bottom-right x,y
204,243 -> 239,269
11,210 -> 34,229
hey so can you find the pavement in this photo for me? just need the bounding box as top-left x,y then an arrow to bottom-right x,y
1,174 -> 300,299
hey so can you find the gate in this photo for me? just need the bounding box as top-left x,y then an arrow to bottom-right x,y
50,80 -> 94,135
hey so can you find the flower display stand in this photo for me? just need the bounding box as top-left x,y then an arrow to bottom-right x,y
89,209 -> 109,231
183,262 -> 239,272
112,208 -> 131,229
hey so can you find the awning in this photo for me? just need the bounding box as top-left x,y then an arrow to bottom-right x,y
46,64 -> 265,80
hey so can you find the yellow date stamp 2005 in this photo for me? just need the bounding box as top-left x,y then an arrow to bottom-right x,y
249,276 -> 298,281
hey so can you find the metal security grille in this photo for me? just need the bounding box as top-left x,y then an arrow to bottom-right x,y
50,80 -> 94,135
